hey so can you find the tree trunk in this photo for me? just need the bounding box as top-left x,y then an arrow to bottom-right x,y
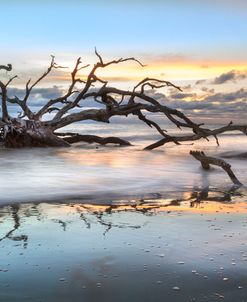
1,119 -> 69,148
0,118 -> 132,148
4,130 -> 69,148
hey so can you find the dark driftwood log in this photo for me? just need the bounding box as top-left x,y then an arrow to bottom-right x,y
190,150 -> 242,186
57,133 -> 131,146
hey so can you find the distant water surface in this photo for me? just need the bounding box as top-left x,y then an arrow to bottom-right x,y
0,118 -> 247,204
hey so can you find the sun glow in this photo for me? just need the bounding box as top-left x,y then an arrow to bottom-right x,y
67,59 -> 247,85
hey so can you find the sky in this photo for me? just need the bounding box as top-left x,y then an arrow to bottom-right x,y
0,0 -> 247,118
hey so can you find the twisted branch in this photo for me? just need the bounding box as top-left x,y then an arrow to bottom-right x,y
1,51 -> 247,152
190,150 -> 242,186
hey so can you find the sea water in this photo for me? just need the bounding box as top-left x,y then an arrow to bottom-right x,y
0,116 -> 247,204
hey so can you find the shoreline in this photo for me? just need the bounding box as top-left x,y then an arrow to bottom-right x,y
1,183 -> 246,206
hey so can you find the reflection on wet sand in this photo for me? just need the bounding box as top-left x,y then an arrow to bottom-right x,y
0,204 -> 28,248
1,189 -> 247,302
0,185 -> 246,245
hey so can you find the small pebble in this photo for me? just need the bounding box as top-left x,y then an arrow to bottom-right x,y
172,286 -> 180,291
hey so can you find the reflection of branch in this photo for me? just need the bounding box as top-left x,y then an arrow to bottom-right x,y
80,213 -> 91,229
145,186 -> 241,209
52,219 -> 67,231
0,204 -> 28,247
100,219 -> 141,236
73,183 -> 243,226
77,204 -> 141,236
188,185 -> 243,208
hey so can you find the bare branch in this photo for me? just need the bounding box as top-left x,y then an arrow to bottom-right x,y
95,47 -> 145,68
134,77 -> 182,93
5,75 -> 18,87
34,57 -> 86,119
57,133 -> 131,146
51,51 -> 146,120
0,64 -> 12,72
94,47 -> 104,65
190,150 -> 242,186
23,56 -> 55,104
144,123 -> 247,150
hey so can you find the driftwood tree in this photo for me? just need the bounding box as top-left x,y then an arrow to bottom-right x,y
1,50 -> 247,149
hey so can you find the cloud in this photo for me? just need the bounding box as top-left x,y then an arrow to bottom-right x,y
212,70 -> 247,84
170,93 -> 196,100
205,88 -> 247,103
182,84 -> 192,91
145,88 -> 247,117
7,86 -> 66,107
6,84 -> 247,120
201,87 -> 214,94
195,79 -> 206,85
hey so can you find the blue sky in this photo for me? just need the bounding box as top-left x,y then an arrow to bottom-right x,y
1,0 -> 247,61
1,0 -> 247,116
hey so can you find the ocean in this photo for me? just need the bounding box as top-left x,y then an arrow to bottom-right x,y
1,114 -> 246,204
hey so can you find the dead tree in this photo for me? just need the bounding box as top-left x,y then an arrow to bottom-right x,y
1,50 -> 247,148
190,150 -> 242,186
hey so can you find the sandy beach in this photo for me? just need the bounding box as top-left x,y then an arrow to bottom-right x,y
1,192 -> 247,302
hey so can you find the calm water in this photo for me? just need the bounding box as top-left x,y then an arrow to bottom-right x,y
0,118 -> 247,204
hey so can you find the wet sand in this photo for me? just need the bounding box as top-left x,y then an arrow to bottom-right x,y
1,194 -> 247,302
